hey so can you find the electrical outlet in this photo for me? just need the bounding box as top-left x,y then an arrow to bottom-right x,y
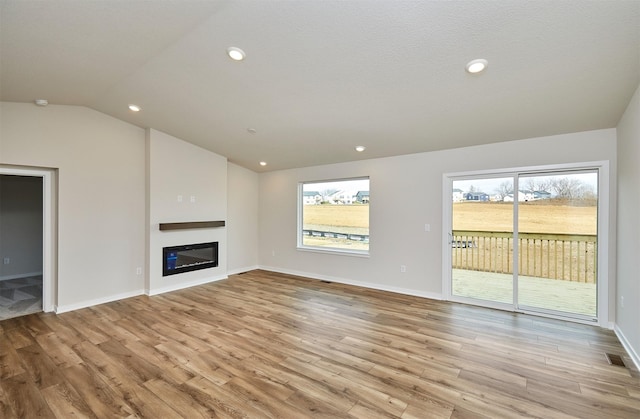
136,267 -> 142,275
621,296 -> 624,308
400,265 -> 406,273
272,250 -> 276,257
425,224 -> 431,232
3,257 -> 9,265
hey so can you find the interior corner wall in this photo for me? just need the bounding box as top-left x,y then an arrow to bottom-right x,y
0,175 -> 43,279
616,83 -> 640,365
0,102 -> 146,310
258,129 -> 617,310
146,129 -> 227,295
227,163 -> 259,274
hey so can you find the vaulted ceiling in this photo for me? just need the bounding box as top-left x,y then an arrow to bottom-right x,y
1,1 -> 639,171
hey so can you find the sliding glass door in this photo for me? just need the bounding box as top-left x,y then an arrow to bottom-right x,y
451,176 -> 514,306
516,171 -> 598,318
447,167 -> 600,322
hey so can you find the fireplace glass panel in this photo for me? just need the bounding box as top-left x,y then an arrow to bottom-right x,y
163,242 -> 218,276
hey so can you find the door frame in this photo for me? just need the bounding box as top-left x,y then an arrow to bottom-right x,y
0,165 -> 56,312
442,161 -> 610,327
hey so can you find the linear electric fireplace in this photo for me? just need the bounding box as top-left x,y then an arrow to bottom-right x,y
163,242 -> 218,276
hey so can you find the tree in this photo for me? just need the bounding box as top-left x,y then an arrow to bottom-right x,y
578,183 -> 597,200
550,177 -> 584,199
521,177 -> 552,193
494,181 -> 514,200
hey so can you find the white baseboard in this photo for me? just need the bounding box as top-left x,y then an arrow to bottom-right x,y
227,265 -> 259,276
258,265 -> 443,301
146,274 -> 228,296
0,271 -> 43,281
55,289 -> 145,314
614,324 -> 640,372
55,273 -> 231,313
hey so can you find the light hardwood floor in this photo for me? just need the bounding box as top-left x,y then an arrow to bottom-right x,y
1,270 -> 639,418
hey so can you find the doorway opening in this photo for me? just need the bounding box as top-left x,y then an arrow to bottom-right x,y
0,167 -> 55,319
0,175 -> 43,319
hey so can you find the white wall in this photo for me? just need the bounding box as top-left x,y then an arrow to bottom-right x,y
616,83 -> 640,367
259,129 -> 617,315
0,102 -> 146,310
227,163 -> 259,274
0,103 -> 255,310
0,99 -> 624,347
0,175 -> 43,279
146,129 -> 227,295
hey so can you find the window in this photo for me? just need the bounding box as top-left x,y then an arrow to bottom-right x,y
298,177 -> 369,254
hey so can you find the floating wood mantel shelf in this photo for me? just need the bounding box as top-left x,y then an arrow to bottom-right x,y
159,221 -> 225,231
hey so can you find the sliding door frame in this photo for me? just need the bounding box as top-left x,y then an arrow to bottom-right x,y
442,161 -> 610,327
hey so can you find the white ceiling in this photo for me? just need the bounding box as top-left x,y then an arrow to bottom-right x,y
1,0 -> 639,172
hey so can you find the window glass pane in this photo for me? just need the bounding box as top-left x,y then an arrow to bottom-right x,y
301,178 -> 369,253
452,177 -> 514,304
517,171 -> 598,317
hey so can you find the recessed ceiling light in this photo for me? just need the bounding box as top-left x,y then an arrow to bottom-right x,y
247,128 -> 257,134
259,161 -> 267,166
227,47 -> 246,61
128,104 -> 141,112
355,146 -> 366,152
34,99 -> 48,106
466,59 -> 488,74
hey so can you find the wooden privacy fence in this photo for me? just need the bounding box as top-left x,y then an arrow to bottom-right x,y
452,230 -> 597,283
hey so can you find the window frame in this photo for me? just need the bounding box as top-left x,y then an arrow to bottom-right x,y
297,177 -> 370,257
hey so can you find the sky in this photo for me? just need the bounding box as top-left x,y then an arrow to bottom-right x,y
452,172 -> 598,195
303,178 -> 369,193
300,172 -> 597,196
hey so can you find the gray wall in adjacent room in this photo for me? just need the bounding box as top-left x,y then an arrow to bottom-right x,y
0,175 -> 43,279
